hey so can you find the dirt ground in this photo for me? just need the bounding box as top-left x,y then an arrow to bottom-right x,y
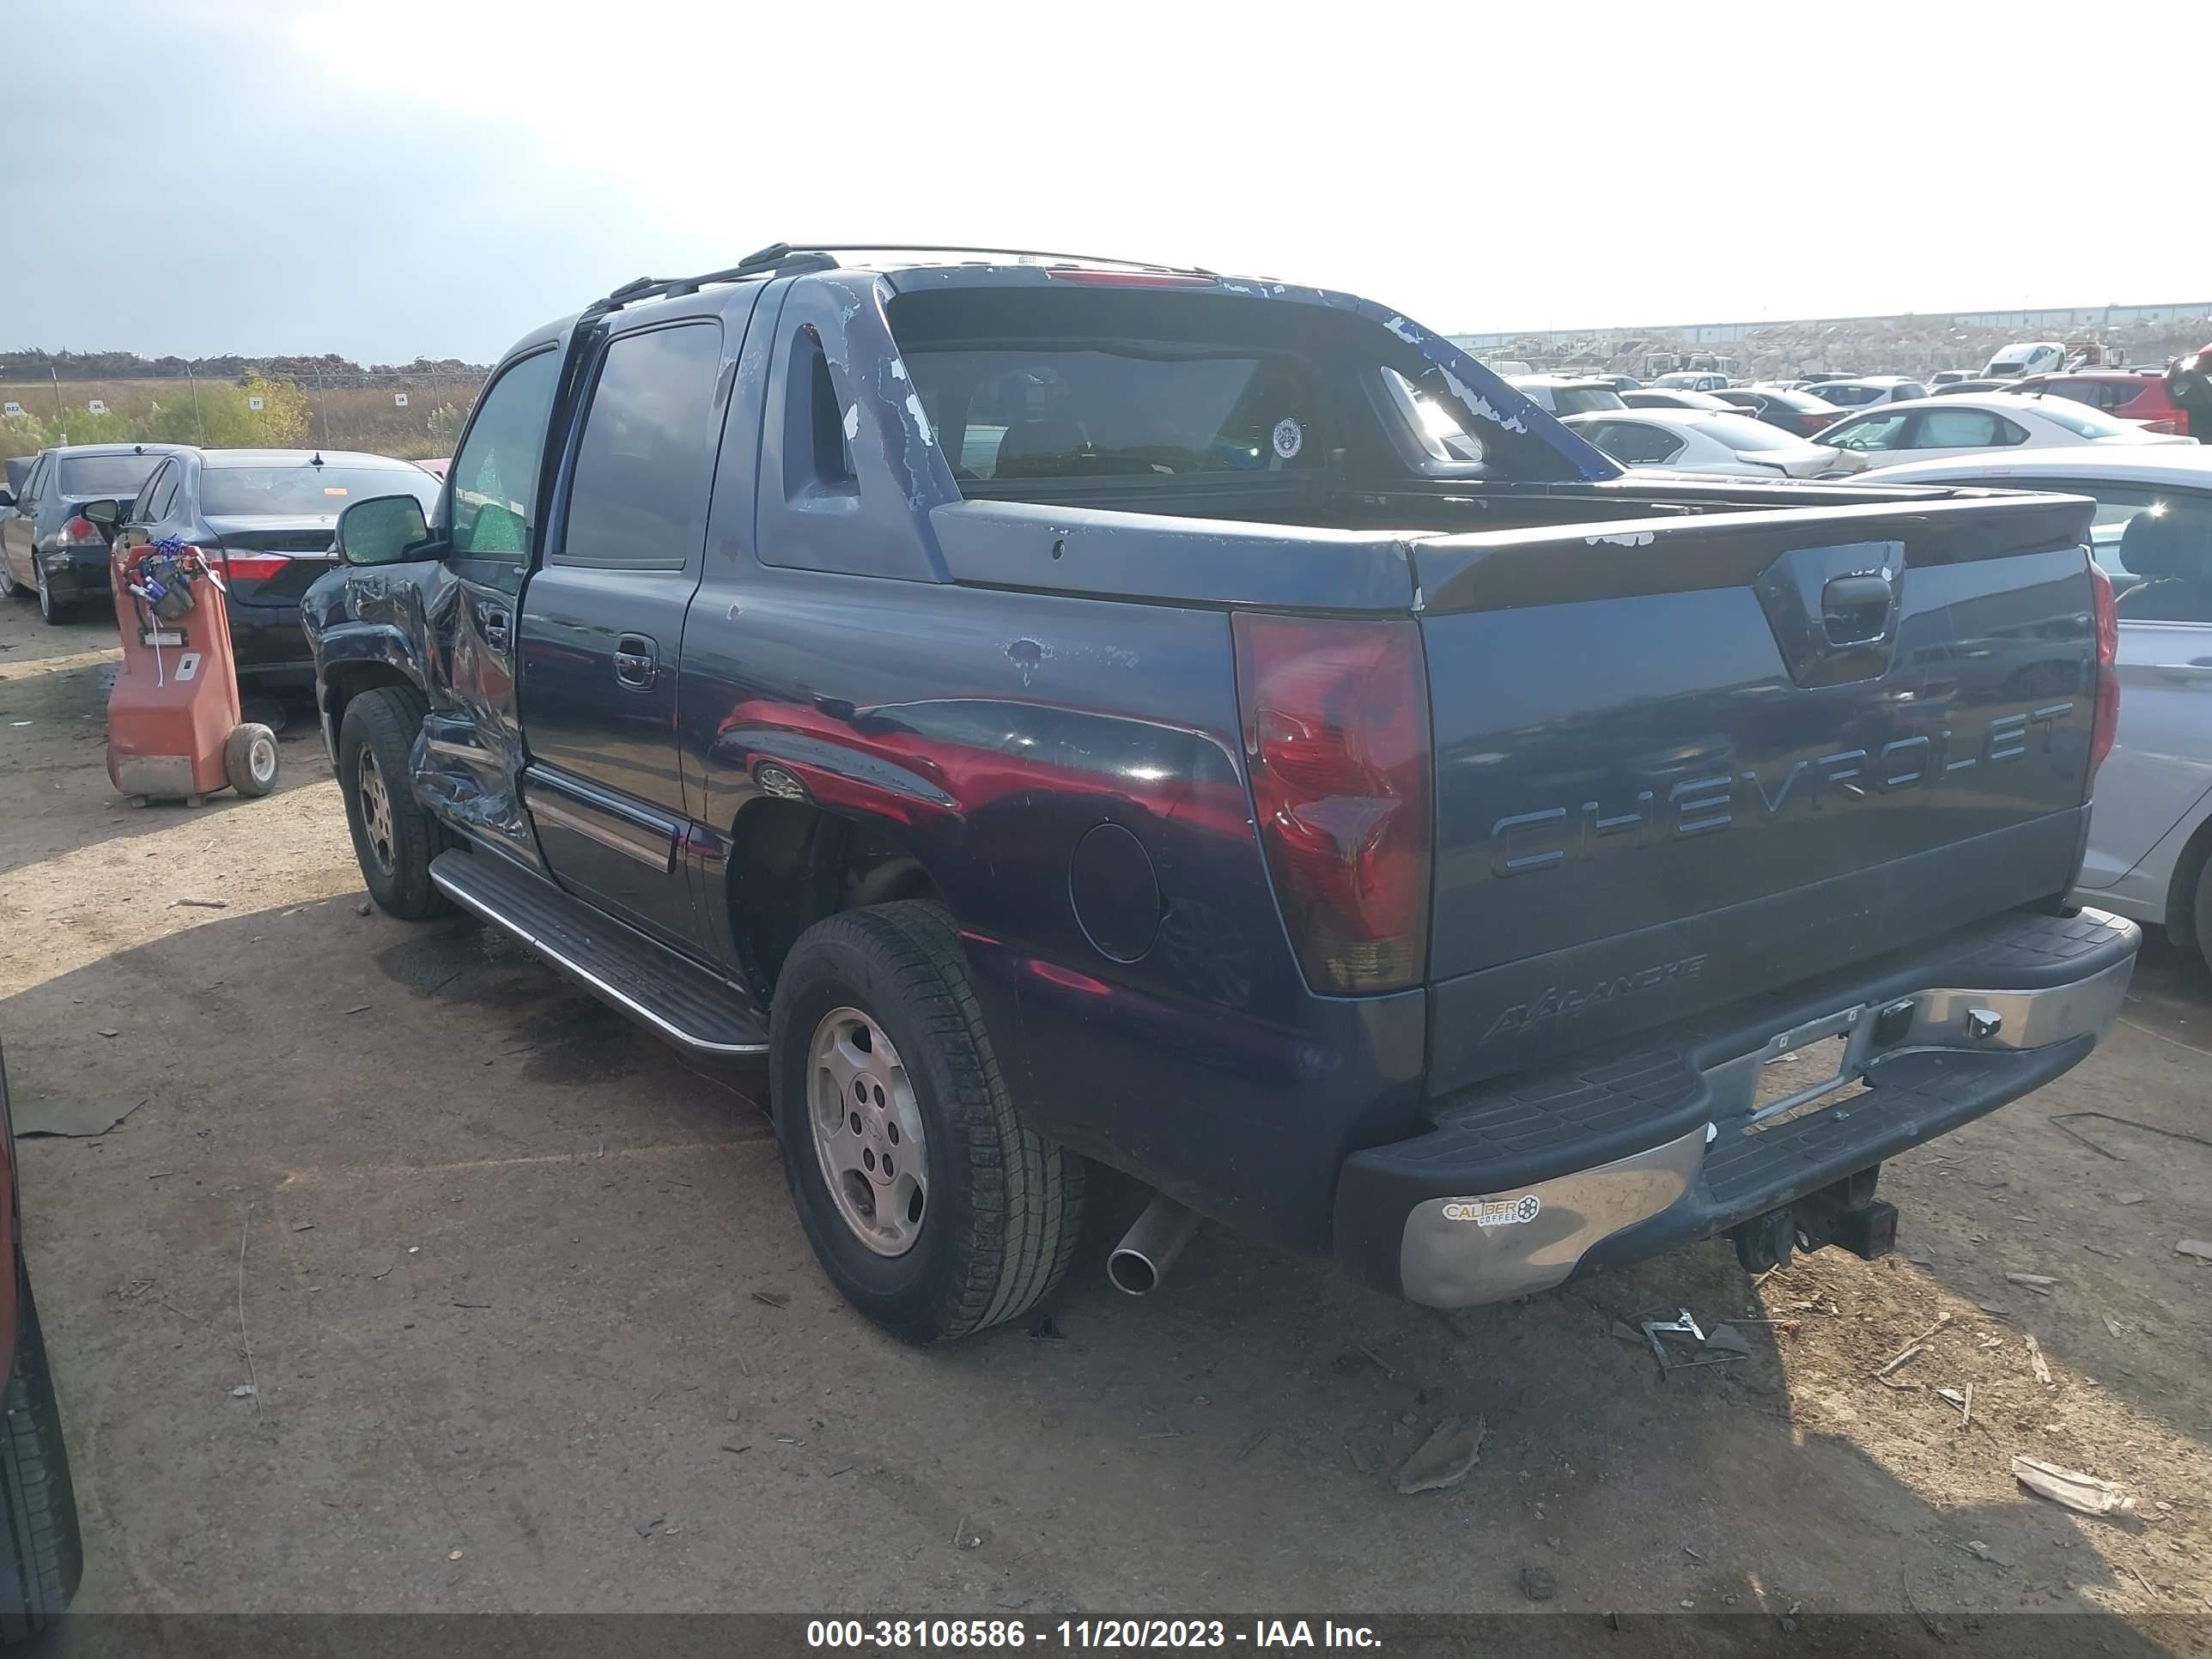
1,594 -> 2208,1650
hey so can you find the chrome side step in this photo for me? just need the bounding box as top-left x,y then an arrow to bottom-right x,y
428,849 -> 768,1056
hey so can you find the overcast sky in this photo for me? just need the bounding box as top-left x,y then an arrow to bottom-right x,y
9,0 -> 2207,364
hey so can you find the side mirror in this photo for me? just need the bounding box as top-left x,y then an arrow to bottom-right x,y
336,493 -> 434,567
76,498 -> 123,541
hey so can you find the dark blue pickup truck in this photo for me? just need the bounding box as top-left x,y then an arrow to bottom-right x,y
305,244 -> 2138,1343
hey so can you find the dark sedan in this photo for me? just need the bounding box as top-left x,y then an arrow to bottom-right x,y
0,444 -> 184,623
1711,385 -> 1850,438
103,448 -> 442,690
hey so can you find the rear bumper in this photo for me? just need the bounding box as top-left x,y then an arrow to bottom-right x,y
225,599 -> 315,688
1334,907 -> 2138,1308
36,549 -> 110,600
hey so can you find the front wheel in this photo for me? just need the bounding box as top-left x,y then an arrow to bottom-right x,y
769,902 -> 1085,1344
337,687 -> 452,919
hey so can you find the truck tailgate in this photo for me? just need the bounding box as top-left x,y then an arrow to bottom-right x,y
1412,493 -> 2100,1096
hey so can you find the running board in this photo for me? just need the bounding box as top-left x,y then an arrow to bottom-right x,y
428,849 -> 769,1056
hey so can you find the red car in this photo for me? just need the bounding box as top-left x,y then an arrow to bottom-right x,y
2006,372 -> 2191,436
0,1043 -> 82,1636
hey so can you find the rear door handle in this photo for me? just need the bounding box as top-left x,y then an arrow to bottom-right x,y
1821,573 -> 1894,643
480,606 -> 512,651
614,632 -> 659,691
2155,660 -> 2212,684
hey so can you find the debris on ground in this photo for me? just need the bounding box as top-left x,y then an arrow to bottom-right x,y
751,1290 -> 790,1309
1028,1312 -> 1064,1341
354,902 -> 373,917
2115,1192 -> 2148,1206
1641,1309 -> 1747,1376
633,1513 -> 668,1539
1976,1301 -> 2008,1317
2177,1239 -> 2212,1264
1395,1415 -> 1486,1495
1331,1343 -> 1394,1376
15,1096 -> 147,1138
1875,1345 -> 1925,1379
229,1384 -> 256,1398
1958,1540 -> 2014,1568
1519,1565 -> 1557,1602
2013,1456 -> 2137,1516
2024,1334 -> 2053,1386
1873,1311 -> 1950,1380
2005,1273 -> 2058,1291
169,897 -> 228,909
1704,1323 -> 1751,1356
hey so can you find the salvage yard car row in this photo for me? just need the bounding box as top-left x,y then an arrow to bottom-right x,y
0,444 -> 441,685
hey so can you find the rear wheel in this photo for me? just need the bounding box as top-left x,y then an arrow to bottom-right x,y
769,902 -> 1085,1344
33,573 -> 65,627
338,687 -> 453,920
2191,862 -> 2212,978
0,1267 -> 83,1640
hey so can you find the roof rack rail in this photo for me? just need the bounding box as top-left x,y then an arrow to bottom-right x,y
737,243 -> 1216,276
580,242 -> 1216,324
581,246 -> 841,321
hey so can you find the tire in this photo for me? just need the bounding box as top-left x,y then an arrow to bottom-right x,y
2192,860 -> 2212,978
769,901 -> 1085,1344
223,723 -> 280,798
337,686 -> 453,920
0,1268 -> 83,1640
33,574 -> 65,628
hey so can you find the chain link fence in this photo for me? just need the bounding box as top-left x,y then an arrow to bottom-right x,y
0,367 -> 489,462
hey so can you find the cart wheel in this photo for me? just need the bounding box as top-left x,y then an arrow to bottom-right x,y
223,723 -> 280,798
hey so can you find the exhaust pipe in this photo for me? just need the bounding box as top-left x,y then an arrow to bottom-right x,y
1108,1193 -> 1199,1296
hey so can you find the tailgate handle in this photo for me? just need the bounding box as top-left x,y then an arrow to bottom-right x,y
1821,574 -> 1893,643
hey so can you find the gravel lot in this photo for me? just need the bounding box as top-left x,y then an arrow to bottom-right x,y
0,596 -> 2206,1649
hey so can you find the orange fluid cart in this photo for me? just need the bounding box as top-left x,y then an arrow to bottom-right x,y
106,538 -> 279,805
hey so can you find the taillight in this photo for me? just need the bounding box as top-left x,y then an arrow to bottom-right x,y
1233,614 -> 1431,994
222,551 -> 292,581
58,515 -> 101,547
2142,417 -> 2179,434
2089,562 -> 2120,780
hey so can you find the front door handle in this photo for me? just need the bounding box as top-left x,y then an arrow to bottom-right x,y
614,632 -> 659,691
2156,660 -> 2212,684
480,606 -> 512,652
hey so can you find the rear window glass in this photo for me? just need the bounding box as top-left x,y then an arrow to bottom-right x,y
2020,399 -> 2137,439
1820,384 -> 1887,406
904,348 -> 1318,481
58,453 -> 165,495
1548,386 -> 1625,416
1573,420 -> 1683,465
1698,415 -> 1802,452
201,465 -> 438,517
